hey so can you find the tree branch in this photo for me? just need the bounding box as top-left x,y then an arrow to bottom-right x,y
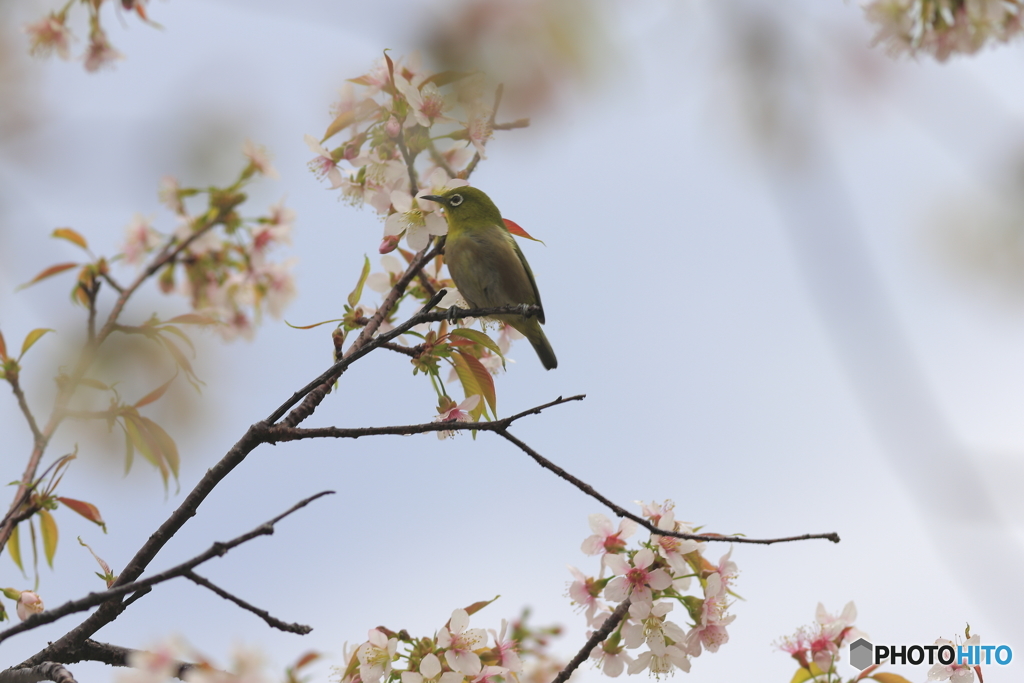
11,492 -> 333,657
184,570 -> 311,634
551,598 -> 631,683
0,663 -> 77,683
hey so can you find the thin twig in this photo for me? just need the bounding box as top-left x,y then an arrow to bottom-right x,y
184,570 -> 312,634
268,394 -> 586,442
8,492 -> 333,651
497,429 -> 840,546
8,376 -> 44,450
550,599 -> 631,683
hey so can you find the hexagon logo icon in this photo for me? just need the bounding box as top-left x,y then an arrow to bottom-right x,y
850,638 -> 874,671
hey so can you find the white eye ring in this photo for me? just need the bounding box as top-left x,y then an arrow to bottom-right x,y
449,194 -> 463,207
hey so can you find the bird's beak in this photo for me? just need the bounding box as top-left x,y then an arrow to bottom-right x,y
419,194 -> 445,204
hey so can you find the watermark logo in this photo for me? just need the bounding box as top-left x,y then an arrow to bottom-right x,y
849,637 -> 1013,671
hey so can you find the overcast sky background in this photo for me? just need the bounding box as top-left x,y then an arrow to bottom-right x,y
2,0 -> 1024,681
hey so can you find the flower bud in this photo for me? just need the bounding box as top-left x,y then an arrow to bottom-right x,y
378,235 -> 400,254
386,116 -> 401,139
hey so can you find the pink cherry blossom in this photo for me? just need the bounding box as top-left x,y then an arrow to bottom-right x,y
400,653 -> 464,683
434,395 -> 481,440
305,135 -> 344,188
652,510 -> 704,575
627,639 -> 690,676
122,214 -> 162,266
243,139 -> 279,180
567,565 -> 603,624
83,27 -> 122,72
489,619 -> 523,675
437,608 -> 487,675
581,513 -> 637,558
24,13 -> 72,60
604,548 -> 672,604
589,641 -> 632,678
928,635 -> 979,682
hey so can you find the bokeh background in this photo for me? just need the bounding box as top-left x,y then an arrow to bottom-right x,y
2,0 -> 1024,680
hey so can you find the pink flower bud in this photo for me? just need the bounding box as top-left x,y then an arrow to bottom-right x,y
378,235 -> 400,254
16,591 -> 43,621
386,116 -> 401,139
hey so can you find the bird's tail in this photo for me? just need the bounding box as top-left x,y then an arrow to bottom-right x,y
526,326 -> 558,370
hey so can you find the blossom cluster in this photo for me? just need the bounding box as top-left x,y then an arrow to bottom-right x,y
22,0 -> 159,72
334,608 -> 562,683
863,0 -> 1024,61
308,54 -> 534,425
120,141 -> 297,341
306,53 -> 504,254
567,501 -> 738,677
774,602 -> 866,679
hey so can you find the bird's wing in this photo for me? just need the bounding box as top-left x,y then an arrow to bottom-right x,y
510,231 -> 545,325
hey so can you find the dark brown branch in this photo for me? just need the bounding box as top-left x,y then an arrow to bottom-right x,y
551,599 -> 631,683
0,662 -> 77,683
496,429 -> 840,546
184,570 -> 311,634
46,639 -> 200,679
273,242 -> 446,428
10,492 -> 333,655
267,394 -> 586,443
98,272 -> 124,294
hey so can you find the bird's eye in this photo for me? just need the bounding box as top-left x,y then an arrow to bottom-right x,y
449,194 -> 463,207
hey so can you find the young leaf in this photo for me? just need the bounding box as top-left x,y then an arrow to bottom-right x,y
139,416 -> 180,482
134,373 -> 177,408
457,351 -> 496,418
51,228 -> 89,250
58,497 -> 107,532
19,328 -> 54,360
348,255 -> 372,308
869,674 -> 914,683
7,524 -> 23,574
503,218 -> 545,244
449,329 -> 503,358
38,508 -> 58,568
165,313 -> 217,326
461,595 -> 500,617
124,414 -> 168,485
0,329 -> 7,361
122,423 -> 135,475
17,262 -> 79,290
285,317 -> 344,330
78,378 -> 110,390
322,110 -> 356,144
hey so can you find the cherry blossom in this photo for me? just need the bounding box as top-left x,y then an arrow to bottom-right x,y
928,635 -> 980,682
305,134 -> 345,189
242,139 -> 280,180
24,13 -> 72,60
589,641 -> 632,678
489,619 -> 523,675
367,255 -> 405,294
627,639 -> 691,676
122,214 -> 162,266
356,629 -> 398,683
384,190 -> 448,251
622,600 -> 686,651
437,608 -> 487,675
651,509 -> 704,575
604,548 -> 672,604
84,27 -> 122,72
401,653 -> 464,683
581,513 -> 637,558
567,565 -> 603,624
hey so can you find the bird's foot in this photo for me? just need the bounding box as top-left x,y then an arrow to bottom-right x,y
446,305 -> 463,324
515,303 -> 532,317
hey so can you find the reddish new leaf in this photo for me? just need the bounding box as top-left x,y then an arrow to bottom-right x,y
17,262 -> 78,290
51,228 -> 89,250
134,374 -> 177,408
58,497 -> 107,531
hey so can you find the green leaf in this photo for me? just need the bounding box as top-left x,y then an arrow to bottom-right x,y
124,414 -> 168,485
449,329 -> 503,359
122,424 -> 135,475
450,353 -> 483,414
139,416 -> 180,482
19,328 -> 54,360
348,255 -> 371,308
8,524 -> 23,574
38,508 -> 58,568
788,666 -> 813,683
51,228 -> 89,250
457,351 -> 496,418
285,317 -> 344,330
0,329 -> 7,361
165,313 -> 217,326
17,262 -> 78,290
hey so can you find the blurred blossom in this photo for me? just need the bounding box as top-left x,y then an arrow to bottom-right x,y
23,13 -> 72,60
863,0 -> 1024,61
423,0 -> 610,113
84,26 -> 122,72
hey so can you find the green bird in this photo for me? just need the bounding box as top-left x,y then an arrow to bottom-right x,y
420,186 -> 557,370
